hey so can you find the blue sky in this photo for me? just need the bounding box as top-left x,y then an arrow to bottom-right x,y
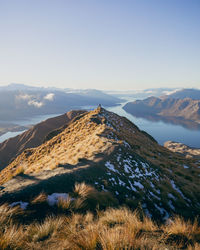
0,0 -> 199,90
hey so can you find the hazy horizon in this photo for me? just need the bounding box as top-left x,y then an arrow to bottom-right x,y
0,0 -> 199,90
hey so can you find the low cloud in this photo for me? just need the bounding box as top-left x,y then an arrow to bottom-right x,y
163,89 -> 180,96
44,93 -> 55,101
16,94 -> 32,100
28,100 -> 44,108
16,92 -> 55,108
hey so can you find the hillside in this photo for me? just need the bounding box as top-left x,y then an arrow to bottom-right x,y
164,141 -> 200,160
0,110 -> 86,170
123,97 -> 200,123
0,107 -> 199,221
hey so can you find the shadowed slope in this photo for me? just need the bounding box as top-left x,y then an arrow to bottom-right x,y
0,110 -> 86,170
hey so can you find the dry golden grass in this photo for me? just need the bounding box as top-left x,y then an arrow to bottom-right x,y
163,216 -> 200,243
0,225 -> 24,250
31,192 -> 47,205
73,182 -> 96,198
57,196 -> 73,211
0,202 -> 199,250
26,216 -> 65,242
0,203 -> 23,226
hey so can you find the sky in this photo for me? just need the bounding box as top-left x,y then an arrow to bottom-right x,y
0,0 -> 199,90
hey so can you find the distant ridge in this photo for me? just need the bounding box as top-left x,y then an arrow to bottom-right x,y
123,97 -> 200,123
162,88 -> 200,100
0,110 -> 86,170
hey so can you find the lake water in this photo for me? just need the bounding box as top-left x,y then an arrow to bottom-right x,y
0,103 -> 200,148
0,130 -> 27,143
107,104 -> 200,148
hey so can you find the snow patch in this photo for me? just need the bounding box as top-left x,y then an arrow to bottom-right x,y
168,200 -> 175,210
168,193 -> 176,200
134,181 -> 144,189
105,161 -> 119,174
170,180 -> 190,203
47,193 -> 69,206
10,201 -> 29,210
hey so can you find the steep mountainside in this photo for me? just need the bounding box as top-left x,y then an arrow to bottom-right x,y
0,110 -> 86,170
123,97 -> 200,123
0,107 -> 199,220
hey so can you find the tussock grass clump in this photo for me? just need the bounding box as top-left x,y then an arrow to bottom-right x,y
31,192 -> 47,205
26,216 -> 65,242
163,216 -> 200,248
72,182 -> 118,211
0,204 -> 23,226
57,196 -> 73,211
0,225 -> 24,250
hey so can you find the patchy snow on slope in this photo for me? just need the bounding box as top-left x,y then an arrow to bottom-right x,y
10,201 -> 29,210
170,180 -> 190,203
109,177 -> 117,185
128,180 -> 137,191
150,182 -> 155,188
124,164 -> 132,174
155,189 -> 161,194
149,191 -> 161,200
168,193 -> 176,200
47,193 -> 69,206
123,141 -> 130,148
183,165 -> 189,169
154,204 -> 166,216
168,200 -> 175,211
134,181 -> 144,189
118,178 -> 126,186
105,161 -> 119,174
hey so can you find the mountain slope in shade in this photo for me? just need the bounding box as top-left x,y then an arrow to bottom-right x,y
0,107 -> 199,221
0,110 -> 86,170
123,97 -> 200,123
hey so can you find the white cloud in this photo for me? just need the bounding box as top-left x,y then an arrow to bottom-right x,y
28,100 -> 44,108
163,89 -> 180,96
44,93 -> 55,101
16,94 -> 32,100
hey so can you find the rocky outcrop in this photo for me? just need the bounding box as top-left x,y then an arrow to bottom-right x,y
164,141 -> 200,160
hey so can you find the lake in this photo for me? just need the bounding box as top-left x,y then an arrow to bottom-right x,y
107,104 -> 200,148
0,103 -> 200,148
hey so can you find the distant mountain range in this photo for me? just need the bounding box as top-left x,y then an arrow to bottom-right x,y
162,88 -> 200,100
123,88 -> 200,124
106,88 -> 176,99
0,84 -> 121,121
0,107 -> 199,221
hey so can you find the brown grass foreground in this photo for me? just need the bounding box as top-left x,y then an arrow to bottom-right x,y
0,183 -> 200,250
